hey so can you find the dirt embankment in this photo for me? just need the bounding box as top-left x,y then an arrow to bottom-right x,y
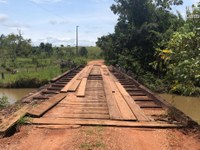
0,125 -> 200,150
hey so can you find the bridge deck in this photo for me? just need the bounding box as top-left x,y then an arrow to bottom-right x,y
28,62 -> 179,127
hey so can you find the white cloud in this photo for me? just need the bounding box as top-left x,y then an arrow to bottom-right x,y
0,13 -> 8,22
32,37 -> 95,46
30,0 -> 63,4
49,19 -> 69,25
0,0 -> 7,3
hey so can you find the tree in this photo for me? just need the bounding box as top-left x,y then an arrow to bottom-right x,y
79,47 -> 88,57
97,0 -> 183,72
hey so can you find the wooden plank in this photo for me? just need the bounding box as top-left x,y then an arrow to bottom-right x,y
65,101 -> 107,104
55,105 -> 108,111
43,114 -> 110,119
56,103 -> 108,107
68,79 -> 81,92
27,93 -> 66,117
80,65 -> 93,79
77,78 -> 87,97
68,101 -> 107,104
0,105 -> 29,135
115,82 -> 152,122
61,67 -> 86,92
30,118 -> 182,128
43,107 -> 109,115
100,69 -> 123,120
107,75 -> 136,121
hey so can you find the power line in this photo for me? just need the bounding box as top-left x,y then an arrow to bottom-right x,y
27,0 -> 66,21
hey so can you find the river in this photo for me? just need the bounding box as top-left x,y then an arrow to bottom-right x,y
0,88 -> 36,104
159,93 -> 200,124
0,88 -> 200,124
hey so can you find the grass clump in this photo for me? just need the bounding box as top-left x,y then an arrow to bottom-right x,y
17,116 -> 32,125
0,95 -> 9,109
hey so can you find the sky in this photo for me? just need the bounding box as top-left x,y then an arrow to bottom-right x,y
0,0 -> 199,46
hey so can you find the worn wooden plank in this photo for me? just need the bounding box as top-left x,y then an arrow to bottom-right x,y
77,78 -> 87,97
78,65 -> 93,79
27,93 -> 66,117
100,68 -> 123,120
43,114 -> 110,119
55,105 -> 108,111
115,82 -> 152,122
30,118 -> 182,128
56,103 -> 108,107
68,79 -> 81,92
0,105 -> 29,135
43,107 -> 109,115
61,67 -> 86,92
107,75 -> 137,121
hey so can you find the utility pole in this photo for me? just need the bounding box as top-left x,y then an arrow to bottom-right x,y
76,25 -> 79,56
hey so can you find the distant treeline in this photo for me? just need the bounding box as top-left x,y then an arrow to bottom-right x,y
0,33 -> 102,88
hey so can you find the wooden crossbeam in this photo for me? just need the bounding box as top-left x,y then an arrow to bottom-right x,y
29,118 -> 182,128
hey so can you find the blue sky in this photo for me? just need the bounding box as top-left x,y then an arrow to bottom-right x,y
0,0 -> 199,46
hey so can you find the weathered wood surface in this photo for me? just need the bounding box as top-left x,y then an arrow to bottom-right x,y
115,82 -> 152,121
61,67 -> 86,92
78,65 -> 93,79
77,78 -> 87,97
27,93 -> 66,117
68,79 -> 81,92
43,114 -> 110,119
100,68 -> 123,120
106,71 -> 137,121
30,118 -> 182,128
0,105 -> 29,135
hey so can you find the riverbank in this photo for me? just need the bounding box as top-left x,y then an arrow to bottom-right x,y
0,66 -> 61,88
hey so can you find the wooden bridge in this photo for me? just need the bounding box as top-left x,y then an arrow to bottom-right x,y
1,61 -> 195,136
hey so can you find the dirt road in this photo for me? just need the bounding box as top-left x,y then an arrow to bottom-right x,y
0,125 -> 200,150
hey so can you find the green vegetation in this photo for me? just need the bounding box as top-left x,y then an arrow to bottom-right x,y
0,33 -> 102,88
0,95 -> 9,109
97,0 -> 200,96
17,116 -> 32,125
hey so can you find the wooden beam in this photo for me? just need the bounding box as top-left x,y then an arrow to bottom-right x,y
29,118 -> 182,128
78,65 -> 93,79
100,68 -> 123,120
43,114 -> 110,119
61,67 -> 86,92
115,82 -> 152,122
68,80 -> 81,92
77,78 -> 87,97
27,93 -> 66,117
0,105 -> 29,136
107,77 -> 137,121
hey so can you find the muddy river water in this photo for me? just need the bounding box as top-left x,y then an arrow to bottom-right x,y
0,88 -> 36,104
0,88 -> 200,124
159,93 -> 200,124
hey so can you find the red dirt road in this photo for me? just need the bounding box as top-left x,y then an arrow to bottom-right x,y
0,125 -> 199,150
